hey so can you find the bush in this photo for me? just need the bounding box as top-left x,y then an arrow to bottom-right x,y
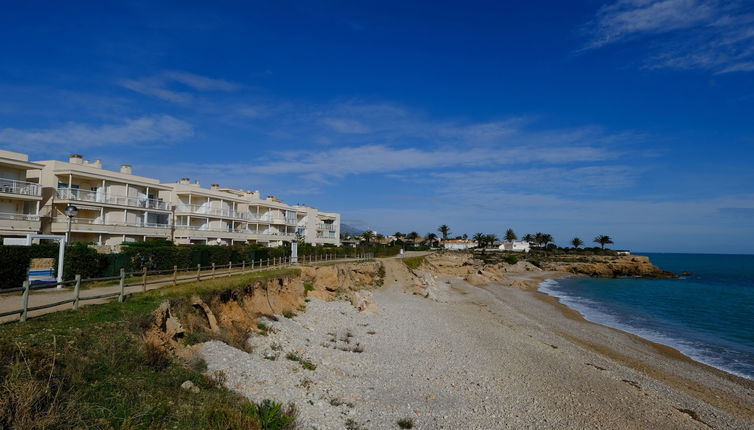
247,399 -> 297,430
63,242 -> 108,280
504,255 -> 518,265
0,245 -> 31,289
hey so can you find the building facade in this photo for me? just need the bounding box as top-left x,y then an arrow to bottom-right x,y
0,152 -> 340,248
0,150 -> 43,240
30,154 -> 173,245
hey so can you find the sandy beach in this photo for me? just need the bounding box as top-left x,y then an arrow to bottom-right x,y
198,257 -> 754,429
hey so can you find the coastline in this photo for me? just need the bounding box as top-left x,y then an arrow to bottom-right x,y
530,272 -> 754,385
498,270 -> 754,423
199,258 -> 754,428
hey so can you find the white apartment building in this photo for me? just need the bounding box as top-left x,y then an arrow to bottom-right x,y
294,206 -> 340,246
499,240 -> 531,252
0,150 -> 43,241
0,152 -> 341,248
30,154 -> 173,245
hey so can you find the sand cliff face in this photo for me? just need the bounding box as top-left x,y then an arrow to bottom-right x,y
536,255 -> 676,278
145,262 -> 385,354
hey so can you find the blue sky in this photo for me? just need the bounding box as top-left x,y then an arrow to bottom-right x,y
1,0 -> 753,253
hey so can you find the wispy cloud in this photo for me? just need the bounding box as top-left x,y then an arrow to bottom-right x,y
0,115 -> 193,151
583,0 -> 754,73
119,70 -> 240,103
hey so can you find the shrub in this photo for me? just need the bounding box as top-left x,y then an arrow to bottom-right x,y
397,417 -> 414,429
504,255 -> 518,265
63,242 -> 108,280
247,399 -> 297,430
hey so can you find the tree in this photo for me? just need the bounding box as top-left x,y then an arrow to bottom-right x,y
484,234 -> 499,247
522,233 -> 534,243
593,235 -> 614,249
361,230 -> 374,244
473,232 -> 485,248
437,224 -> 451,240
504,228 -> 517,242
571,237 -> 584,248
394,232 -> 404,239
541,234 -> 554,247
406,231 -> 419,244
425,233 -> 438,247
462,233 -> 468,240
375,233 -> 385,241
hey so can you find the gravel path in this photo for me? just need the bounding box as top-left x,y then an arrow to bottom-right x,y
198,270 -> 754,429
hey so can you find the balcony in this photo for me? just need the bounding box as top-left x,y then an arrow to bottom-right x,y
175,203 -> 242,218
317,223 -> 336,231
0,212 -> 39,221
52,217 -> 171,229
0,212 -> 40,234
56,188 -> 170,211
0,178 -> 41,198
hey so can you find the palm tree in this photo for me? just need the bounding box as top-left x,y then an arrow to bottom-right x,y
593,235 -> 614,249
375,233 -> 385,242
437,224 -> 451,240
425,233 -> 438,247
394,232 -> 404,239
504,228 -> 517,242
472,232 -> 485,248
485,234 -> 499,247
571,237 -> 583,248
462,233 -> 468,240
361,230 -> 374,244
522,233 -> 534,243
541,234 -> 554,247
406,231 -> 419,244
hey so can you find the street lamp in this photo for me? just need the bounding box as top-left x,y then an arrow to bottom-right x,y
64,204 -> 78,244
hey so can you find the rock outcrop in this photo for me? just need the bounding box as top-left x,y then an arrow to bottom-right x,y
536,255 -> 676,278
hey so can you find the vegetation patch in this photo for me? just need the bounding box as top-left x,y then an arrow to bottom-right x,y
397,417 -> 415,429
0,268 -> 298,429
402,256 -> 426,270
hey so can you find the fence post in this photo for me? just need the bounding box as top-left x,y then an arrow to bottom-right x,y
242,260 -> 246,272
20,280 -> 30,322
251,259 -> 255,270
196,264 -> 201,281
73,274 -> 81,310
211,262 -> 216,278
173,265 -> 178,286
142,267 -> 148,293
228,261 -> 232,276
118,268 -> 125,303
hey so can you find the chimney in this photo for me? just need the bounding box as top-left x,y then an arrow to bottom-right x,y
180,177 -> 190,184
211,184 -> 220,191
120,165 -> 132,174
91,159 -> 102,168
69,154 -> 83,164
194,180 -> 200,186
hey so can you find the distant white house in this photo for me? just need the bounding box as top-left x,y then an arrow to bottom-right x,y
499,240 -> 531,253
443,239 -> 477,250
616,250 -> 631,256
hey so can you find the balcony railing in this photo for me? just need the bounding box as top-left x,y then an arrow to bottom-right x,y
0,178 -> 41,197
56,188 -> 170,211
175,203 -> 241,218
317,224 -> 336,231
0,212 -> 40,221
53,217 -> 170,229
174,224 -> 254,234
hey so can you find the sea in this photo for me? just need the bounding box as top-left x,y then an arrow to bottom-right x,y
538,253 -> 754,380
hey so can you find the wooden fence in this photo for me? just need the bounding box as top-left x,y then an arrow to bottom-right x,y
0,252 -> 373,323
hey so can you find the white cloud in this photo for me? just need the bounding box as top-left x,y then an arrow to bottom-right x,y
583,0 -> 754,73
119,70 -> 240,102
162,70 -> 239,91
0,115 -> 193,151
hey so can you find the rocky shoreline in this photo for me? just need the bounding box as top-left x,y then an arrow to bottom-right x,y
147,253 -> 753,429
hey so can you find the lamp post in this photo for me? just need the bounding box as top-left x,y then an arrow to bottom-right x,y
64,204 -> 78,244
